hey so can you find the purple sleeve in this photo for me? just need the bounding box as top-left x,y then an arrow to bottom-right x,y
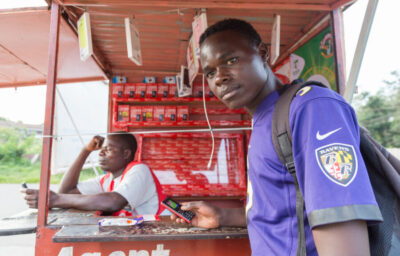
290,91 -> 382,228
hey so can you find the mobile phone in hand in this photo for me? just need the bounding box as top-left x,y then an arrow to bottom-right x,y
161,198 -> 195,223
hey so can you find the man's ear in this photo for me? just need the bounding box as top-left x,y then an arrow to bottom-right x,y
258,42 -> 269,63
123,149 -> 132,161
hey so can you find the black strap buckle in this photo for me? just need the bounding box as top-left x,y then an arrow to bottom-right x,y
286,161 -> 296,173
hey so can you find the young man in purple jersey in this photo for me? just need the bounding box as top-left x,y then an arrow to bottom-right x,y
171,19 -> 382,255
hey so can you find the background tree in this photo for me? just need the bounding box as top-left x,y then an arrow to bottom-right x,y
353,70 -> 400,147
0,126 -> 41,163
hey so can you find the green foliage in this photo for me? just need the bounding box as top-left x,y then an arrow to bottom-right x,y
0,126 -> 41,163
0,162 -> 42,183
0,125 -> 97,183
354,71 -> 400,147
0,163 -> 97,184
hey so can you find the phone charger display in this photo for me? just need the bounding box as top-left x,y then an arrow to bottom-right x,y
141,106 -> 153,121
193,84 -> 203,98
157,84 -> 169,98
165,106 -> 176,121
136,83 -> 146,98
124,83 -> 136,98
146,84 -> 158,98
143,76 -> 156,83
176,74 -> 192,97
154,106 -> 165,121
130,106 -> 141,122
169,84 -> 177,98
204,85 -> 214,97
163,76 -> 176,84
112,84 -> 124,98
177,106 -> 189,121
112,76 -> 127,84
118,105 -> 130,122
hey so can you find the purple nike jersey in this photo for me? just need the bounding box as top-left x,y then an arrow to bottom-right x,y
246,85 -> 382,255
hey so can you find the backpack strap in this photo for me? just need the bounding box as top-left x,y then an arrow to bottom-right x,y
271,80 -> 327,256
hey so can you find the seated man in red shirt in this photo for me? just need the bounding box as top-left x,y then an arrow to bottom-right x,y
22,132 -> 164,216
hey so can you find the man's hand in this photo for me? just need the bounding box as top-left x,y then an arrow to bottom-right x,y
21,188 -> 58,209
86,135 -> 104,152
171,201 -> 221,228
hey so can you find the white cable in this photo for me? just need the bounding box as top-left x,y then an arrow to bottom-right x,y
202,74 -> 215,169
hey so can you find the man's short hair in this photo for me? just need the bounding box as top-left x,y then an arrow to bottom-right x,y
108,131 -> 137,161
199,18 -> 262,48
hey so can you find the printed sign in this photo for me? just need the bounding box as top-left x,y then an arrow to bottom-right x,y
187,36 -> 199,86
77,12 -> 93,61
270,14 -> 281,65
291,26 -> 336,90
58,244 -> 170,256
177,66 -> 192,97
125,17 -> 143,66
192,11 -> 208,59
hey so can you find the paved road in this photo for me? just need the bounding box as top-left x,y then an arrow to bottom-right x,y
0,184 -> 58,256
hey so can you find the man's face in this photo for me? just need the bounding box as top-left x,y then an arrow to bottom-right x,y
98,137 -> 127,173
200,30 -> 268,109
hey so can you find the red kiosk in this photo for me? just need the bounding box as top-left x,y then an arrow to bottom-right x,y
0,0 -> 374,255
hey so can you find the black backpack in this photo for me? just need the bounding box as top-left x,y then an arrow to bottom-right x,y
272,81 -> 400,256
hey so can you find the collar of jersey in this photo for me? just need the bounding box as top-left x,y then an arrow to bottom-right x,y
252,90 -> 280,126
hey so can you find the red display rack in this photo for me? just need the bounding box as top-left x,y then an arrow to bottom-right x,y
110,83 -> 250,198
136,133 -> 247,197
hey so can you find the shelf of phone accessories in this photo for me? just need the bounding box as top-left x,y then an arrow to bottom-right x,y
52,216 -> 248,242
112,96 -> 251,129
111,89 -> 248,198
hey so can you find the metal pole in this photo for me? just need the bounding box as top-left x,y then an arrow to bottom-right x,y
331,8 -> 347,95
37,1 -> 60,229
344,0 -> 379,103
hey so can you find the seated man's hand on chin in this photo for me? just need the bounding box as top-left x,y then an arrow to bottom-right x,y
85,135 -> 104,152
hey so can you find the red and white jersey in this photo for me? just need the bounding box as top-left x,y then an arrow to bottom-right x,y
77,161 -> 165,216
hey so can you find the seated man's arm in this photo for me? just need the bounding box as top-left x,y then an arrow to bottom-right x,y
312,220 -> 370,256
58,136 -> 104,194
23,189 -> 127,212
51,191 -> 128,212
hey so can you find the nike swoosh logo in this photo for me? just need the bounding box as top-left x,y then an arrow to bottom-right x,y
316,128 -> 342,140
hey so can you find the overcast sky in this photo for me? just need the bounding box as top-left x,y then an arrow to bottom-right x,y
0,0 -> 399,125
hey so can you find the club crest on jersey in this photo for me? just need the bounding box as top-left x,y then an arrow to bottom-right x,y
315,143 -> 357,186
